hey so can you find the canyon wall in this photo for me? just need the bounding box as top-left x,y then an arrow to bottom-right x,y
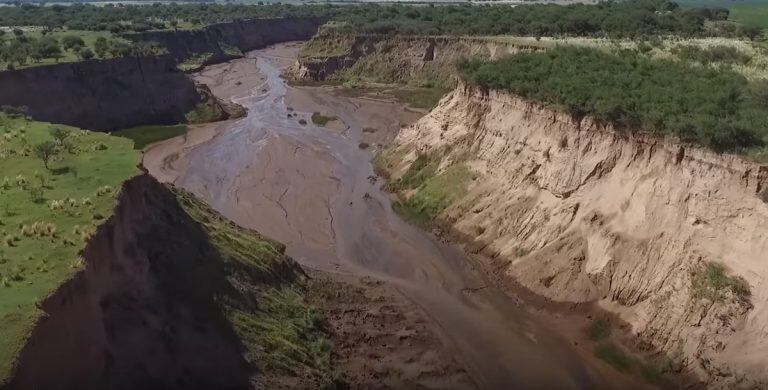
384,83 -> 768,387
0,17 -> 324,131
130,17 -> 326,65
294,35 -> 542,87
0,56 -> 199,131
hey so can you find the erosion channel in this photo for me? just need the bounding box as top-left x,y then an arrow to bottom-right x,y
144,42 -> 646,389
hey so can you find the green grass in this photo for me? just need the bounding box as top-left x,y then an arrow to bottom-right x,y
392,164 -> 472,226
691,261 -> 751,303
173,189 -> 335,385
388,152 -> 439,192
730,5 -> 768,28
311,112 -> 336,127
390,87 -> 448,110
594,342 -> 633,373
112,124 -> 188,150
586,319 -> 612,341
0,114 -> 140,382
677,0 -> 768,28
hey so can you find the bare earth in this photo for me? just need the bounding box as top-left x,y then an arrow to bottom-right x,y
144,42 -> 651,389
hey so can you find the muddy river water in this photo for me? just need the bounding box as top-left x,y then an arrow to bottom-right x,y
145,43 -> 644,389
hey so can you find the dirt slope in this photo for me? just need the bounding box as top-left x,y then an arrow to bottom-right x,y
5,174 -> 332,390
381,82 -> 768,387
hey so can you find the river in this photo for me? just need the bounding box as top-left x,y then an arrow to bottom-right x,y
144,42 -> 648,389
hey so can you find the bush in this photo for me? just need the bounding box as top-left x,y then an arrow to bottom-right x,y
672,44 -> 751,65
691,262 -> 751,303
311,112 -> 336,127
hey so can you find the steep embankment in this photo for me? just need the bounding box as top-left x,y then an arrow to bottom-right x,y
294,34 -> 542,88
6,174 -> 333,389
131,17 -> 326,65
0,56 -> 198,132
379,83 -> 768,387
0,18 -> 323,132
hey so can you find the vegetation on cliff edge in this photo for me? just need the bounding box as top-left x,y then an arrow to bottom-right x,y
458,45 -> 768,152
174,189 -> 336,387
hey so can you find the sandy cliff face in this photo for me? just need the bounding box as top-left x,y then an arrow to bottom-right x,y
385,83 -> 768,387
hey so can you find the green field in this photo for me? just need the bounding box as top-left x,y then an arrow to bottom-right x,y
677,0 -> 768,27
0,114 -> 139,381
112,124 -> 188,150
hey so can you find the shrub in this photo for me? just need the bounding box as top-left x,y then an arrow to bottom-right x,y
311,112 -> 336,127
15,175 -> 28,189
587,319 -> 612,341
691,262 -> 751,303
95,185 -> 113,197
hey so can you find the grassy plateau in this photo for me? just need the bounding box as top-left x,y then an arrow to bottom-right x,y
0,114 -> 139,381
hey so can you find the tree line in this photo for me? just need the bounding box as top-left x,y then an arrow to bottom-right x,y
0,1 -> 762,39
0,3 -> 336,34
0,29 -> 163,70
334,0 -> 761,39
458,46 -> 768,152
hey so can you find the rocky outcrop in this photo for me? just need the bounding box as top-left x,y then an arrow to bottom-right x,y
0,56 -> 199,131
129,17 -> 326,66
384,82 -> 768,387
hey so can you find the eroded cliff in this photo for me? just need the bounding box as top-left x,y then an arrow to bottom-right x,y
0,18 -> 324,131
380,83 -> 768,387
131,17 -> 326,65
294,34 -> 541,87
5,174 -> 332,389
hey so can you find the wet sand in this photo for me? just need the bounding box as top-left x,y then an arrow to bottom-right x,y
144,42 -> 650,389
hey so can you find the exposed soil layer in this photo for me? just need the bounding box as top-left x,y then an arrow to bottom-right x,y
6,175 -> 256,390
0,18 -> 323,131
145,42 -> 651,388
384,81 -> 768,387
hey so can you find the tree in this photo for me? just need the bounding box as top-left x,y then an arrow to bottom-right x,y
12,28 -> 23,37
50,127 -> 72,150
61,34 -> 85,51
34,141 -> 57,170
34,36 -> 62,62
77,47 -> 95,60
94,36 -> 109,58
